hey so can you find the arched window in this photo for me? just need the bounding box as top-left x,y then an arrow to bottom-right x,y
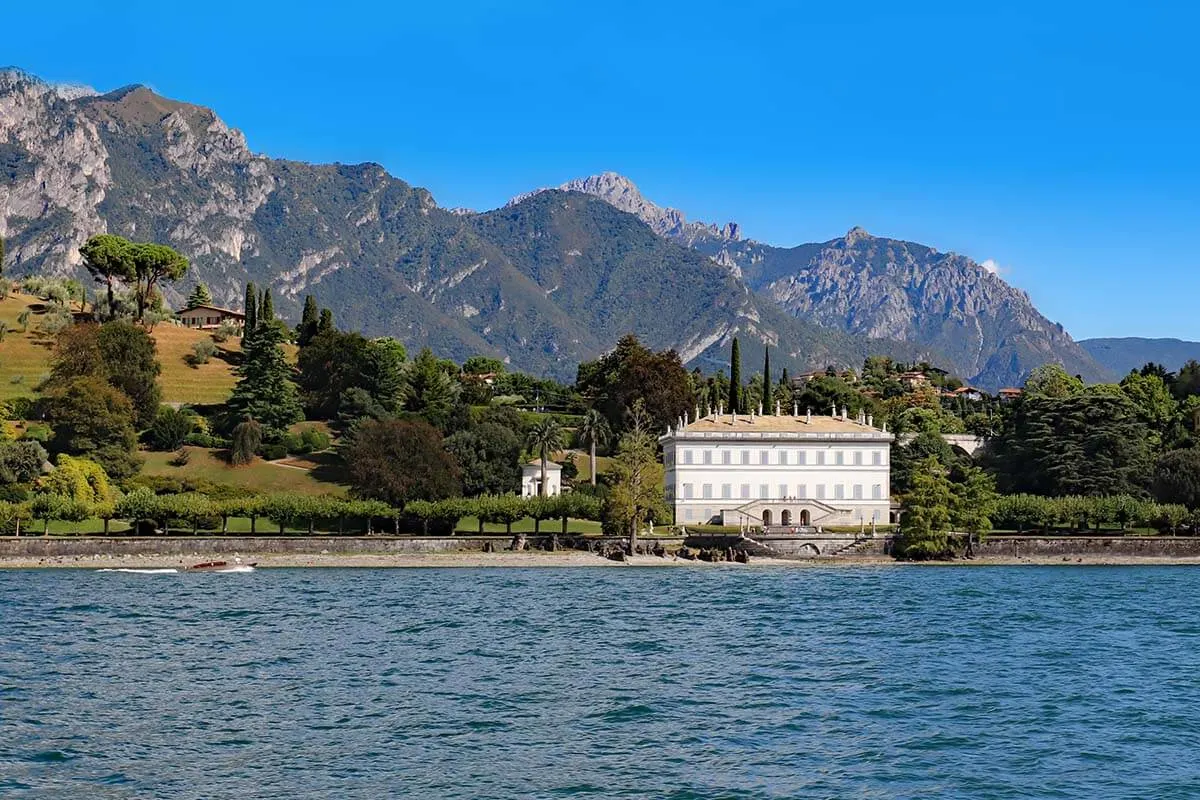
781,510 -> 792,526
761,509 -> 773,526
799,509 -> 811,526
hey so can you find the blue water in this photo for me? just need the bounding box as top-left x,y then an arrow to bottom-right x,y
3,566 -> 1200,798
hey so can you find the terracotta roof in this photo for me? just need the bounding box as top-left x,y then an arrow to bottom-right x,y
178,304 -> 245,316
677,413 -> 882,435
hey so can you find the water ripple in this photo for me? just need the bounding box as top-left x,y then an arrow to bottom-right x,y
4,566 -> 1200,797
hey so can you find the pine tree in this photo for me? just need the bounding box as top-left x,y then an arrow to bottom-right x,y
763,346 -> 773,413
297,295 -> 319,347
228,320 -> 302,432
728,337 -> 742,413
259,288 -> 275,323
185,282 -> 212,309
243,282 -> 257,335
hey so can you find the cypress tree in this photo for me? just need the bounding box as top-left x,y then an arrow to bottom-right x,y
259,288 -> 275,323
728,337 -> 742,413
318,308 -> 333,332
297,295 -> 319,347
763,346 -> 773,413
244,282 -> 257,335
0,235 -> 5,276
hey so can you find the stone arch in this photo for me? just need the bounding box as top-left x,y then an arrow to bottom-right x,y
780,509 -> 792,526
798,542 -> 820,556
761,509 -> 773,526
799,509 -> 811,526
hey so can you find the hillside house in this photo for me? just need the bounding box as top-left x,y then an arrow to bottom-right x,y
177,304 -> 245,330
521,460 -> 563,497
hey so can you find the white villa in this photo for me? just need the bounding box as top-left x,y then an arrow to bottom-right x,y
660,406 -> 893,531
521,460 -> 563,497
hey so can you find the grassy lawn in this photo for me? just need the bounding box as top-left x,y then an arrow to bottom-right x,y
141,447 -> 348,495
0,292 -> 297,405
455,515 -> 603,535
557,449 -> 613,482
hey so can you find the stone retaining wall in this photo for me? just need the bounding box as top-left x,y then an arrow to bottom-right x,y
979,536 -> 1200,558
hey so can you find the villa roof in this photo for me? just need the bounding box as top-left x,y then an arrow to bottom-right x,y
178,303 -> 245,317
672,413 -> 886,436
523,459 -> 563,470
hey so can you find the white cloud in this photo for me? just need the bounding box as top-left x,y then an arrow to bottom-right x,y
980,258 -> 1006,276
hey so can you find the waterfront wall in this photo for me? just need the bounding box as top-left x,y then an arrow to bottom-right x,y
978,536 -> 1200,558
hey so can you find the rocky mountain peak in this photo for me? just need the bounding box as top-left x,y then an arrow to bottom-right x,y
510,172 -> 742,244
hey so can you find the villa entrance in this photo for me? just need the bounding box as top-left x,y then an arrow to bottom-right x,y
781,510 -> 792,526
799,509 -> 811,526
761,509 -> 773,526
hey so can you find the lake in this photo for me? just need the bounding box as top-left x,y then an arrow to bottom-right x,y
3,565 -> 1200,798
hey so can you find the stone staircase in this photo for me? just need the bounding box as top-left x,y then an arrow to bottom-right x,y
825,537 -> 879,558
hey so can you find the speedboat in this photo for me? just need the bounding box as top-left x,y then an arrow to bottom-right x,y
187,559 -> 256,573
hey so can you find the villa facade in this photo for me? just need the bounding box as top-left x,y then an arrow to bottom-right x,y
660,409 -> 893,530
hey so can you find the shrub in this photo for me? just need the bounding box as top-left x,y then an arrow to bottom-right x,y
299,427 -> 331,453
7,396 -> 36,420
213,320 -> 240,343
148,407 -> 196,451
279,432 -> 304,455
230,419 -> 263,466
37,308 -> 73,335
261,443 -> 288,461
187,339 -> 218,367
21,423 -> 52,443
184,432 -> 230,449
168,448 -> 191,467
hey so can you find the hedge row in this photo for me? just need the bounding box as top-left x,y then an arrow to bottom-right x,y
993,494 -> 1195,533
0,490 -> 605,537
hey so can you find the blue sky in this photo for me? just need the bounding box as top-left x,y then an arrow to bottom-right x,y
6,0 -> 1199,340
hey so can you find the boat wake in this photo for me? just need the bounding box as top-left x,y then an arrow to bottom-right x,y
96,568 -> 180,574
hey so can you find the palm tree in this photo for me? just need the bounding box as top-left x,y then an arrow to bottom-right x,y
526,418 -> 565,497
579,409 -> 612,486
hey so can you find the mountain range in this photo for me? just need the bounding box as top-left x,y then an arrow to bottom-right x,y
1079,338 -> 1200,377
0,68 -> 1133,388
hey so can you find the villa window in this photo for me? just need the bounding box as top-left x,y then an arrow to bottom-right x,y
721,484 -> 732,499
834,484 -> 845,500
815,451 -> 825,465
797,450 -> 807,465
835,451 -> 844,465
760,450 -> 770,465
872,484 -> 883,499
798,484 -> 807,498
778,484 -> 788,498
722,450 -> 732,465
683,483 -> 694,499
816,484 -> 826,499
759,484 -> 769,499
682,450 -> 693,465
741,484 -> 751,499
854,451 -> 863,466
853,484 -> 863,499
872,451 -> 883,466
779,450 -> 788,466
702,484 -> 713,499
741,450 -> 751,465
703,450 -> 713,465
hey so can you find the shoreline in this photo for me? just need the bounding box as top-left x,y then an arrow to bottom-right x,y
6,551 -> 1200,569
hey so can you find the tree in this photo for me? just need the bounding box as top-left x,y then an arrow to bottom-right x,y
895,456 -> 955,560
579,408 -> 611,486
1120,370 -> 1177,446
444,423 -> 522,496
605,400 -> 666,550
149,407 -> 196,451
1024,364 -> 1083,398
97,321 -> 162,428
318,308 -> 333,333
185,283 -> 212,309
1153,448 -> 1200,508
0,440 -> 49,485
575,335 -> 693,435
36,454 -> 113,506
42,376 -> 141,480
526,418 -> 565,497
79,234 -> 135,317
128,242 -> 188,320
231,418 -> 264,466
762,346 -> 773,413
244,282 -> 258,335
259,287 -> 274,323
728,337 -> 742,413
462,356 -> 505,376
296,295 -> 320,347
227,318 -> 302,432
950,465 -> 997,557
401,347 -> 460,429
343,418 -> 460,507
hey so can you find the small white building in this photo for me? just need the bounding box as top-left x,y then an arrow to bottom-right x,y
660,408 -> 893,530
521,460 -> 563,497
